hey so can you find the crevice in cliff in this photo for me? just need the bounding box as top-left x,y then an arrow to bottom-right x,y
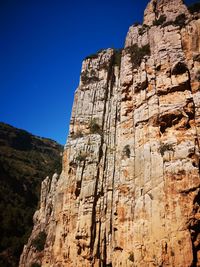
102,231 -> 107,267
96,220 -> 102,261
106,64 -> 119,239
91,89 -> 97,118
109,104 -> 118,237
75,160 -> 86,198
90,146 -> 103,256
159,112 -> 185,133
95,145 -> 108,262
89,56 -> 114,261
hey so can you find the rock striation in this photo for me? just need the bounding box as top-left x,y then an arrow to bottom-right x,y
20,0 -> 200,266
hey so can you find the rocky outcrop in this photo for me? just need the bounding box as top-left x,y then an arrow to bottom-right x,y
143,0 -> 191,27
20,0 -> 200,266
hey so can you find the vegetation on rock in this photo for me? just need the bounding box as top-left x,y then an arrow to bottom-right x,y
173,13 -> 186,28
159,143 -> 174,156
128,252 -> 134,262
123,145 -> 131,158
0,122 -> 63,267
113,49 -> 122,67
89,118 -> 102,135
85,54 -> 99,60
81,70 -> 99,84
162,13 -> 187,28
171,62 -> 188,75
76,152 -> 88,162
138,24 -> 149,35
71,130 -> 83,139
32,231 -> 47,252
84,49 -> 105,60
125,44 -> 151,67
153,15 -> 166,26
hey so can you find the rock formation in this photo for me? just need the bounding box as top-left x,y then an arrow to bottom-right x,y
20,0 -> 200,266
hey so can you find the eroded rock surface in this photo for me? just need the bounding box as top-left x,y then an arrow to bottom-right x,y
20,0 -> 200,266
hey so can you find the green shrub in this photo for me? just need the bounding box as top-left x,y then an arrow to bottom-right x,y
162,20 -> 174,27
32,231 -> 47,252
89,119 -> 102,135
153,15 -> 166,26
162,13 -> 186,28
125,44 -> 151,67
85,49 -> 105,60
174,13 -> 186,28
113,49 -> 122,67
81,70 -> 88,82
85,54 -> 99,60
123,145 -> 131,158
159,143 -> 174,156
76,152 -> 88,162
188,2 -> 200,14
71,130 -> 83,139
138,24 -> 149,35
171,62 -> 188,75
81,71 -> 99,84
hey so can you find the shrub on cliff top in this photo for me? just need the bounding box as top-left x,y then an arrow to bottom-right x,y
85,53 -> 99,60
113,49 -> 122,67
84,49 -> 105,60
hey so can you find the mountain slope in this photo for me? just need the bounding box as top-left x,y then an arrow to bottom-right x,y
0,122 -> 63,267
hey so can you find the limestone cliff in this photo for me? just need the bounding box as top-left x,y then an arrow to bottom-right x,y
20,0 -> 200,266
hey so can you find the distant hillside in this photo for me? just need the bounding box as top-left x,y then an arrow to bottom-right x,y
0,122 -> 63,267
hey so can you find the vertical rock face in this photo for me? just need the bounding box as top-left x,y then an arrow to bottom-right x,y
20,0 -> 200,266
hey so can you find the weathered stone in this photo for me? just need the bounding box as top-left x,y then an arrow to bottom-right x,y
20,0 -> 200,266
144,0 -> 190,27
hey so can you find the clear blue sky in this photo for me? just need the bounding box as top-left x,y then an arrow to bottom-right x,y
0,0 -> 197,145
